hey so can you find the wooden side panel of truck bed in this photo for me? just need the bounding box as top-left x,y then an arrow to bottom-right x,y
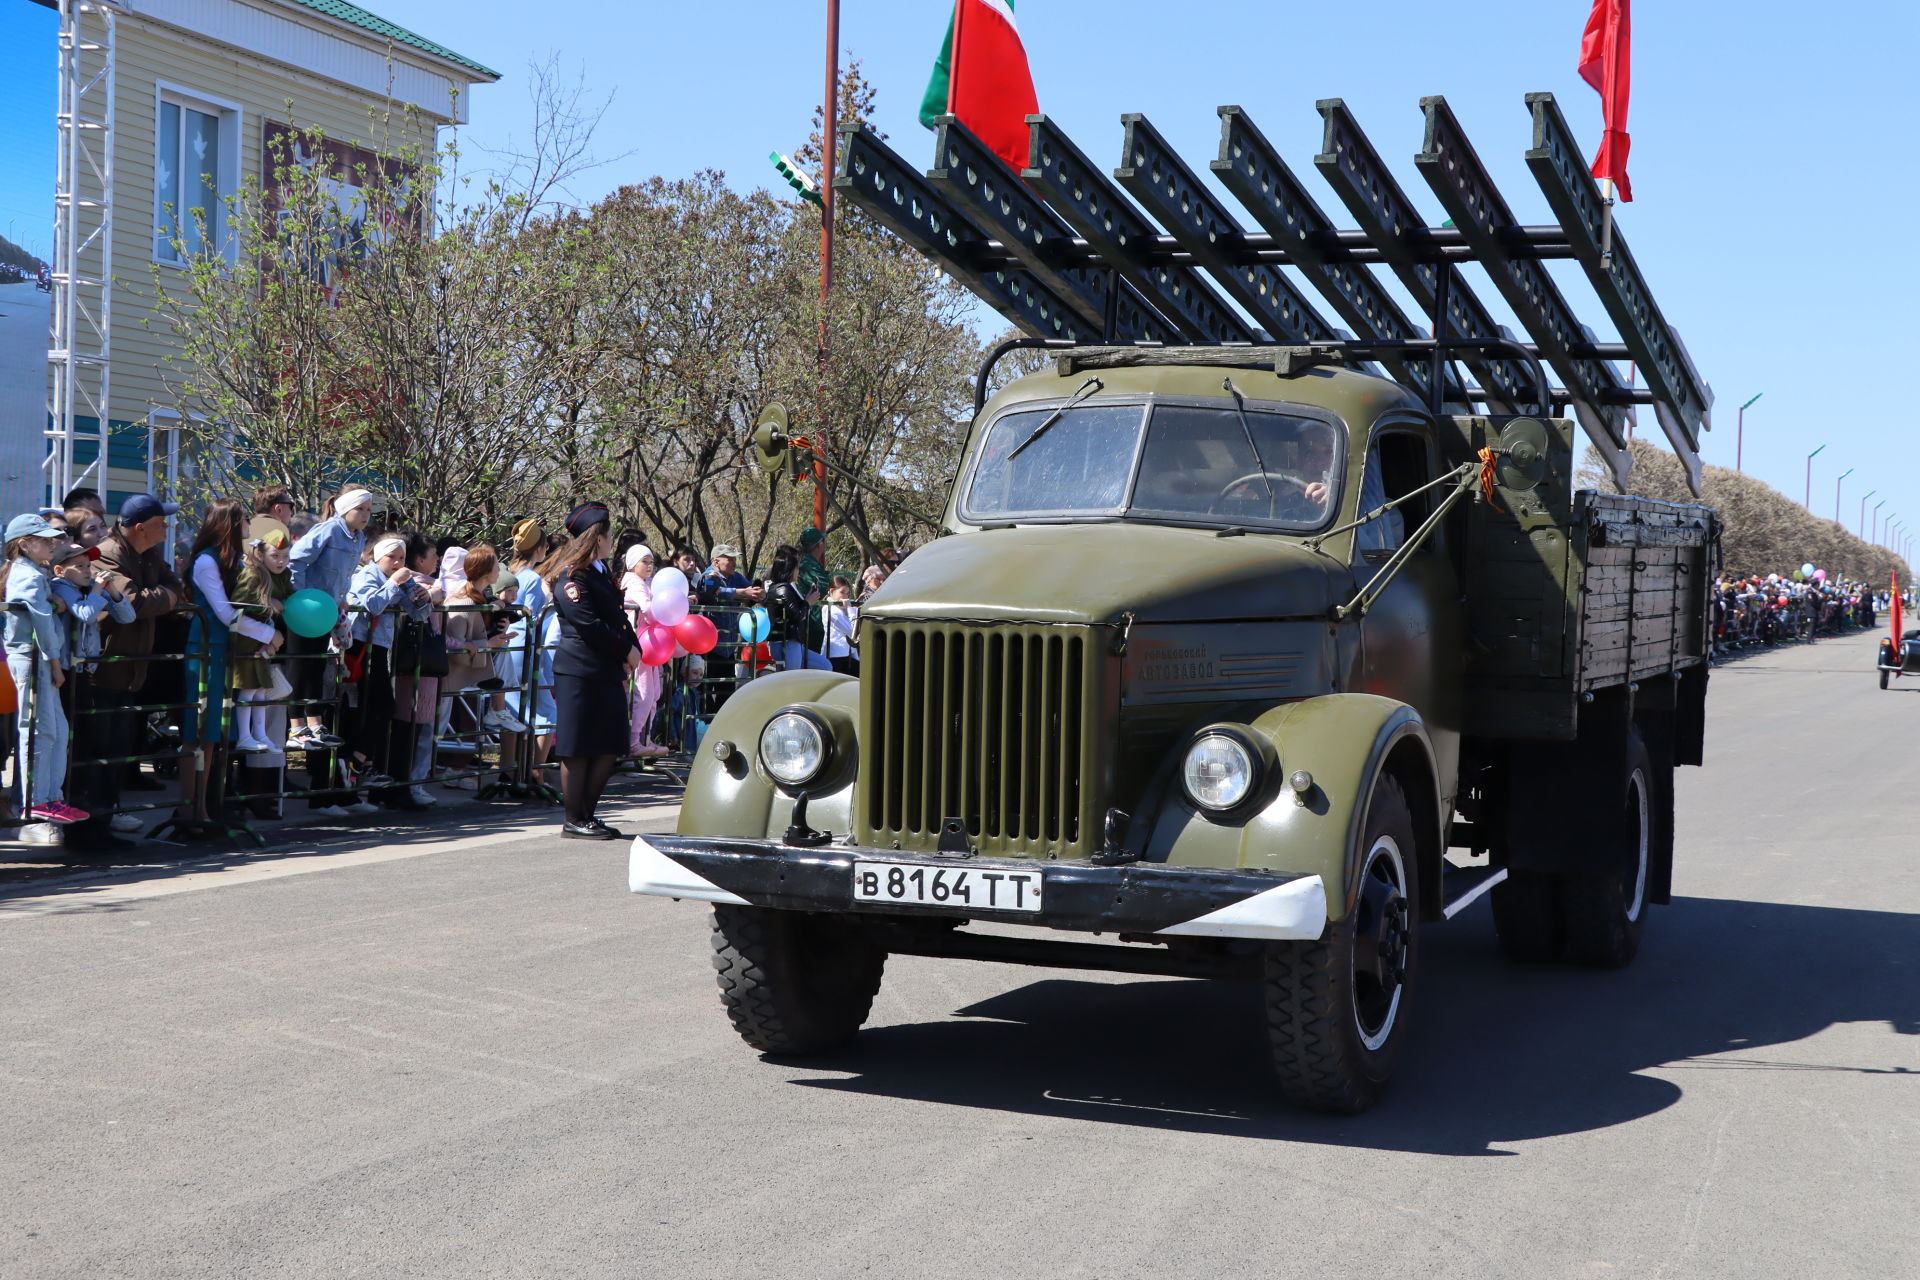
1443,416 -> 1719,742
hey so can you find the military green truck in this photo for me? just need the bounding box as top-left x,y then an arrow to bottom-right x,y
630,95 -> 1719,1112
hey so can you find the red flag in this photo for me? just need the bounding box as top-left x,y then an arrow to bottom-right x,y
1893,572 -> 1904,659
1577,0 -> 1632,202
947,0 -> 1039,174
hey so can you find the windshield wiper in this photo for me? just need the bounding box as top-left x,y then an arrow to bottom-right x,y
1221,377 -> 1276,509
1007,377 -> 1103,461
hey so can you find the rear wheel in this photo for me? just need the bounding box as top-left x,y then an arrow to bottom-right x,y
710,905 -> 886,1054
1265,776 -> 1418,1114
1490,870 -> 1565,962
1559,730 -> 1653,968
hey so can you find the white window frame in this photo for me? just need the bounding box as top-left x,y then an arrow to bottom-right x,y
152,82 -> 244,267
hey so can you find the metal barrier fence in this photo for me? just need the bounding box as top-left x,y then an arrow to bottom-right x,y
5,589 -> 869,843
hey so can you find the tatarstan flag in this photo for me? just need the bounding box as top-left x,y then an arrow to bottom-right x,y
918,0 -> 1039,173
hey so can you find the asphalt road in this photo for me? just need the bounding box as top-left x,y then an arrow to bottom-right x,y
2,631 -> 1915,1279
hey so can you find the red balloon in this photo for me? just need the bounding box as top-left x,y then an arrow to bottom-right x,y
639,623 -> 677,666
673,613 -> 719,655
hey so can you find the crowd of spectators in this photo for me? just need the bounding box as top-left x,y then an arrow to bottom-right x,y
1713,571 -> 1905,654
3,486 -> 898,854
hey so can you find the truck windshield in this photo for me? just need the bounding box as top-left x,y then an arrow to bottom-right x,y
964,399 -> 1342,529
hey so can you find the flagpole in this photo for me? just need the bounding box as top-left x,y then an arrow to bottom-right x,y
1599,177 -> 1616,270
814,0 -> 840,536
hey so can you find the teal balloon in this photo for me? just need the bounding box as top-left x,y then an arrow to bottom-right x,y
738,607 -> 771,644
284,589 -> 340,638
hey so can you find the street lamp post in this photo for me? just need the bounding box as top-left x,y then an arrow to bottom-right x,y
1835,468 -> 1853,524
1873,500 -> 1887,544
1736,392 -> 1763,472
1804,444 -> 1825,511
1861,489 -> 1876,537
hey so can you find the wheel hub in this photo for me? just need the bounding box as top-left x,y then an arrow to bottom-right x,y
1358,873 -> 1410,991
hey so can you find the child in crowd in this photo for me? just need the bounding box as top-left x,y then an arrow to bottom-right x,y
230,521 -> 294,756
51,540 -> 134,672
823,574 -> 859,676
3,514 -> 88,824
443,545 -> 524,786
620,543 -> 669,760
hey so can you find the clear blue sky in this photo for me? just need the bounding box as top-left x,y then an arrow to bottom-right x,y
5,0 -> 1918,556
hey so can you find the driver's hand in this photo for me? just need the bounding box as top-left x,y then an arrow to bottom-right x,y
1304,481 -> 1330,505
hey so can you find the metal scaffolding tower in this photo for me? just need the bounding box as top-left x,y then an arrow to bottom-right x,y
48,0 -> 120,507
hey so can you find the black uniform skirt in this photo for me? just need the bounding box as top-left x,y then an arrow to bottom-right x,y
553,670 -> 631,757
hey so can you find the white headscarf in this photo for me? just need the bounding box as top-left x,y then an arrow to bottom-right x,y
334,488 -> 373,517
438,545 -> 467,592
622,544 -> 655,612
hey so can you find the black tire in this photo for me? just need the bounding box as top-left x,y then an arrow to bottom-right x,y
1490,869 -> 1566,962
710,905 -> 886,1055
1882,668 -> 1892,691
1265,775 -> 1419,1114
1559,729 -> 1653,969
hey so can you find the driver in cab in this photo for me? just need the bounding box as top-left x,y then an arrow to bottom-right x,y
1292,426 -> 1337,513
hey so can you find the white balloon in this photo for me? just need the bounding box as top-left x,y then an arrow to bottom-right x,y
652,590 -> 689,626
652,567 -> 689,599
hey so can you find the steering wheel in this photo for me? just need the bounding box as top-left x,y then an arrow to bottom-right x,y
1209,471 -> 1321,521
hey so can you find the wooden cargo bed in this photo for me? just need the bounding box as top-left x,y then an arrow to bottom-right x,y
1446,415 -> 1719,741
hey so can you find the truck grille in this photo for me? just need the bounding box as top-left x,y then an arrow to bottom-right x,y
858,622 -> 1100,859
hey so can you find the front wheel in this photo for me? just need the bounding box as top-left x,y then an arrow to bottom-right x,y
710,906 -> 886,1054
1264,775 -> 1419,1113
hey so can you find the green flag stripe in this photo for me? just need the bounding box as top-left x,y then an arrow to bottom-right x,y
917,10 -> 954,130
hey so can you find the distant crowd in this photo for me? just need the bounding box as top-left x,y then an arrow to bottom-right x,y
1712,571 -> 1903,654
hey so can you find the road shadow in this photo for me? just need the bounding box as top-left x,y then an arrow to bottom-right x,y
789,895 -> 1920,1154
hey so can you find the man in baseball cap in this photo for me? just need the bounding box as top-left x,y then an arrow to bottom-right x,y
118,493 -> 179,526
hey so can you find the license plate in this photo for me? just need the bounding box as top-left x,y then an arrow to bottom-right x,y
850,860 -> 1043,913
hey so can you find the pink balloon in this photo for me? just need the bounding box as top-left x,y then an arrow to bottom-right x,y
639,623 -> 677,666
673,612 -> 718,655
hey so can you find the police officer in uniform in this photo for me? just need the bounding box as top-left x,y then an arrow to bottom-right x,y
545,502 -> 640,839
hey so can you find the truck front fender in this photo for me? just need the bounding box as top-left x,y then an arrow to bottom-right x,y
676,670 -> 859,842
1143,694 -> 1439,922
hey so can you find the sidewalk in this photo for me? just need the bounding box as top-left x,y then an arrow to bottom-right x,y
0,759 -> 688,896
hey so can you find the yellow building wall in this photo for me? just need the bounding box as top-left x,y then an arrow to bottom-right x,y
72,6 -> 455,503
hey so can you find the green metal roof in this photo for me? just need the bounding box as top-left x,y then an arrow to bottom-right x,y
287,0 -> 501,80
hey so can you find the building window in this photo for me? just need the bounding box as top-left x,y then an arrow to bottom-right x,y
155,90 -> 239,263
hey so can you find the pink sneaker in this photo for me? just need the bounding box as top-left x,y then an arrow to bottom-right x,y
28,802 -> 89,824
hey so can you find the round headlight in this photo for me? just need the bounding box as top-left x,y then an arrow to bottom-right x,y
1182,733 -> 1258,811
759,710 -> 828,788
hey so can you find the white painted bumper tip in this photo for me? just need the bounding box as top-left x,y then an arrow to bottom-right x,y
1153,873 -> 1328,941
629,836 -> 749,905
